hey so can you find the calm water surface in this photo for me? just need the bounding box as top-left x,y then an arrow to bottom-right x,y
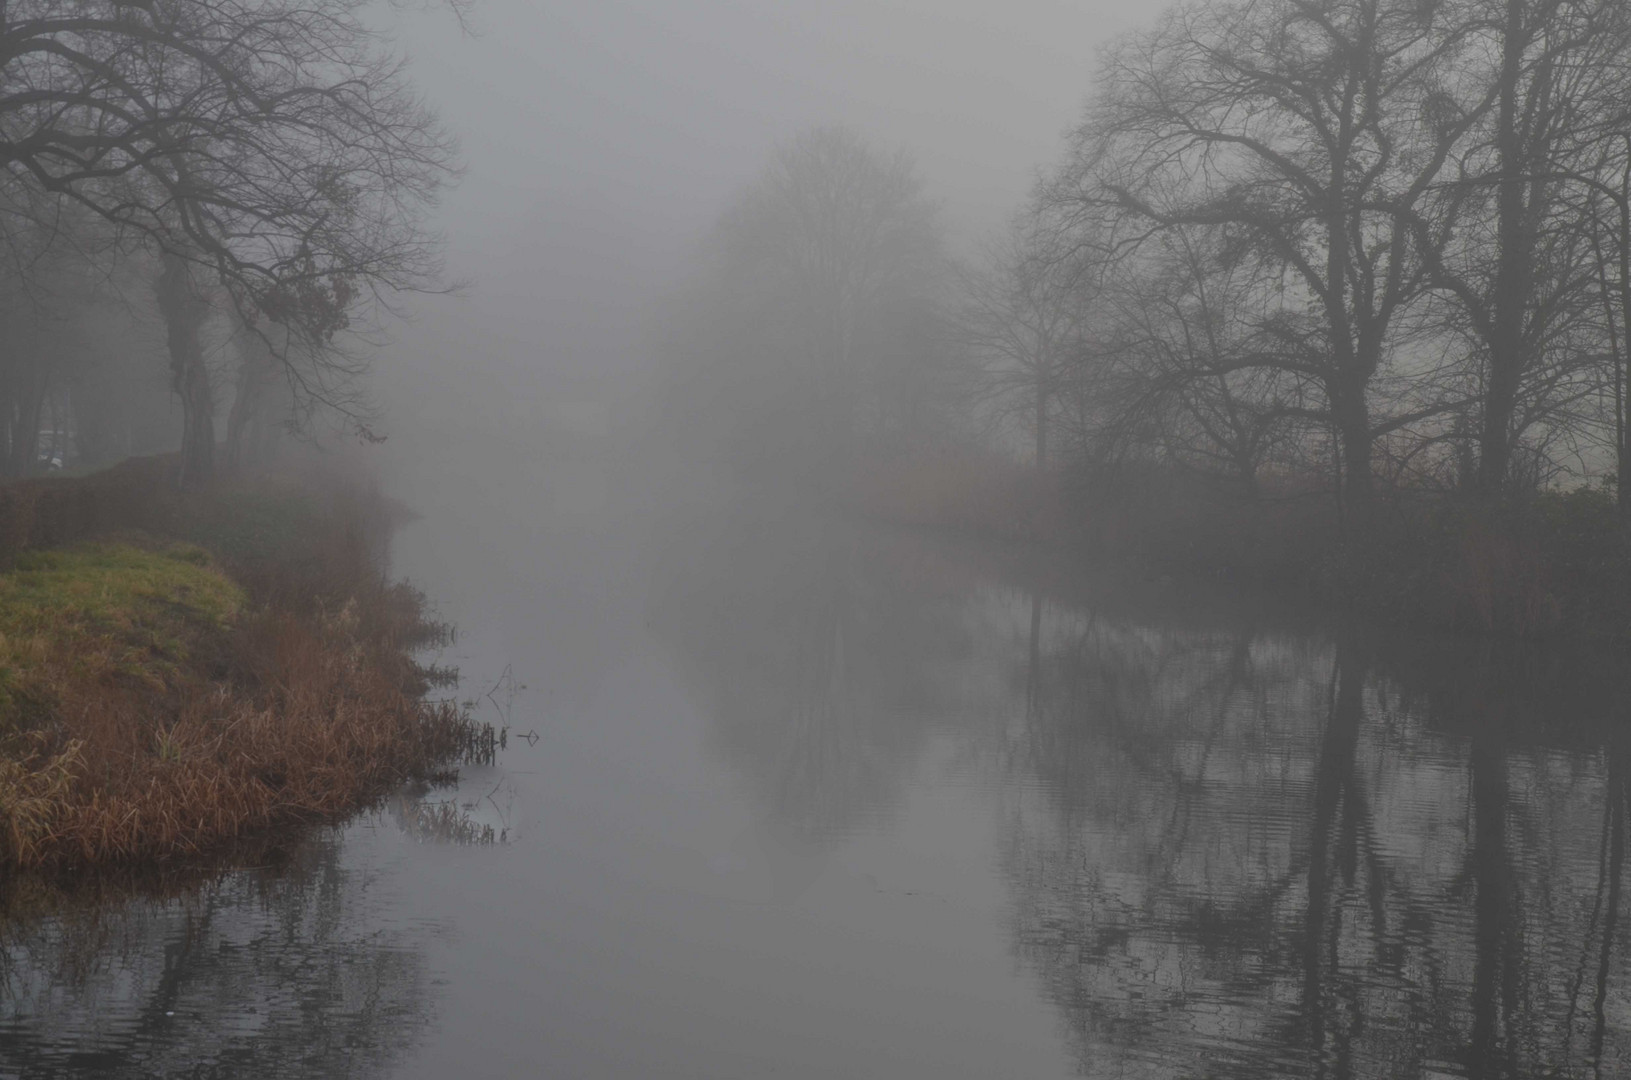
5,460 -> 1631,1078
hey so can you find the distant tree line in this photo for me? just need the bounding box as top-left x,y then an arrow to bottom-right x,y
968,0 -> 1631,522
0,0 -> 456,487
660,126 -> 971,485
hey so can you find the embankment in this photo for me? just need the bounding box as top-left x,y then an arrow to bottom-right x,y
0,457 -> 487,872
846,455 -> 1631,640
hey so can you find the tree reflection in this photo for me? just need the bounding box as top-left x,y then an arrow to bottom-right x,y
0,832 -> 438,1078
652,508 -> 1631,1076
1005,607 -> 1631,1078
649,502 -> 977,843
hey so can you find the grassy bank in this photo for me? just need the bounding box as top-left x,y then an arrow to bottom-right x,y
847,456 -> 1631,641
0,463 -> 486,871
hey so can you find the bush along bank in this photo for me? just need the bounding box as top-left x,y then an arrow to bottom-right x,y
1080,476 -> 1631,639
846,456 -> 1631,641
1305,484 -> 1631,639
0,459 -> 491,872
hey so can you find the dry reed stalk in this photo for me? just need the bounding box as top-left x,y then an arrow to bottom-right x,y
0,479 -> 487,872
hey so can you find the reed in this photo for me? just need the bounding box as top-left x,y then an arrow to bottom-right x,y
0,476 -> 486,871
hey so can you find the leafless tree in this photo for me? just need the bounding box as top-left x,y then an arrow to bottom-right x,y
668,127 -> 949,479
959,218 -> 1085,469
1093,225 -> 1316,491
1042,0 -> 1492,514
1407,0 -> 1631,493
1,0 -> 458,484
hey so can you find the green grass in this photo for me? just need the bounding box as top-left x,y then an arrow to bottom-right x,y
0,543 -> 245,719
0,478 -> 487,872
171,486 -> 329,567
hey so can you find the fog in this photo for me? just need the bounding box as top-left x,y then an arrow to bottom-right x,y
367,0 -> 1151,619
15,0 -> 1631,1076
379,0 -> 1140,432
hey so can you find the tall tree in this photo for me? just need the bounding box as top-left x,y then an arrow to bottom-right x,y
670,127 -> 947,479
959,220 -> 1085,469
1416,0 -> 1631,493
1046,0 -> 1490,513
1,0 -> 457,484
154,251 -> 214,480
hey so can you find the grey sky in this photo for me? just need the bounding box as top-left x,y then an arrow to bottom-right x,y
384,0 -> 1148,416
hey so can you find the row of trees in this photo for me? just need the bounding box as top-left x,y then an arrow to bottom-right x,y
0,0 -> 456,486
970,0 -> 1631,518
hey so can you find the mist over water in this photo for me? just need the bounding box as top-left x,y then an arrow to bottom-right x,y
10,462 -> 1631,1076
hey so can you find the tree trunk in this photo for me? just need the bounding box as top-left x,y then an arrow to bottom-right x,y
1617,152 -> 1631,524
157,253 -> 214,489
1478,0 -> 1536,495
1331,381 -> 1373,518
1034,368 -> 1049,469
7,372 -> 43,477
1024,591 -> 1042,721
1588,206 -> 1629,522
1321,125 -> 1375,522
224,313 -> 288,475
224,377 -> 252,474
1479,350 -> 1521,494
178,360 -> 215,488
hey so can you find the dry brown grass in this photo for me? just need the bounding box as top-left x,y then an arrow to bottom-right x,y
0,476 -> 487,872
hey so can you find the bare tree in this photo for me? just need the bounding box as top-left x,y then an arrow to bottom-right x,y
1093,225 -> 1312,491
1579,137 -> 1631,513
1044,0 -> 1491,514
0,207 -> 134,476
959,218 -> 1085,469
1408,0 -> 1631,493
1,0 -> 458,484
669,127 -> 948,479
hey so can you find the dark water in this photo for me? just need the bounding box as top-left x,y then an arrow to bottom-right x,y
6,466 -> 1631,1078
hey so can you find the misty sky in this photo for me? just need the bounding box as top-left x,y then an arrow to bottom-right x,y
388,0 -> 1148,403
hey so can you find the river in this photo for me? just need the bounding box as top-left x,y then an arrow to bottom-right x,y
4,452 -> 1631,1078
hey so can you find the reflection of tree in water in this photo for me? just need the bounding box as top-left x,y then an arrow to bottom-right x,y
649,502 -> 976,843
1004,606 -> 1631,1078
0,833 -> 438,1078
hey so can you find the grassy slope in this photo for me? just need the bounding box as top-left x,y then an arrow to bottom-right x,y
0,543 -> 243,721
0,483 -> 481,872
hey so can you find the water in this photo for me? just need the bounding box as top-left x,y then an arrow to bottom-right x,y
5,461 -> 1631,1078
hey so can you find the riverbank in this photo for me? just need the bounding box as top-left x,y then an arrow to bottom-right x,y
0,459 -> 487,872
847,456 -> 1631,640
